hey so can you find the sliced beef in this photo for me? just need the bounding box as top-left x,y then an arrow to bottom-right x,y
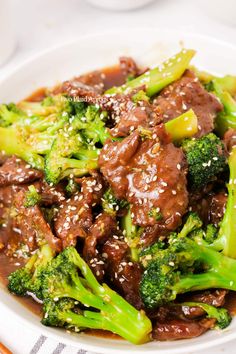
152,318 -> 215,341
154,70 -> 223,137
102,237 -> 143,309
119,56 -> 144,79
207,192 -> 227,225
0,156 -> 43,187
224,128 -> 236,153
185,289 -> 228,307
4,189 -> 61,257
190,190 -> 227,226
61,70 -> 106,96
99,125 -> 188,229
40,182 -> 66,206
83,213 -> 118,281
109,97 -> 162,138
54,173 -> 105,248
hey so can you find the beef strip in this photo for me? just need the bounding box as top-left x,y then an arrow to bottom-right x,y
39,181 -> 66,206
154,70 -> 223,137
102,237 -> 144,309
0,156 -> 43,187
3,189 -> 61,257
54,173 -> 105,248
61,70 -> 106,97
152,318 -> 215,341
99,124 -> 188,230
190,190 -> 227,226
83,212 -> 118,281
119,56 -> 145,79
185,289 -> 228,307
224,128 -> 236,153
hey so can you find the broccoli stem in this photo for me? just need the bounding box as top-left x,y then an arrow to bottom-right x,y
213,82 -> 236,136
0,127 -> 44,169
121,208 -> 142,262
165,109 -> 198,142
209,147 -> 236,258
66,248 -> 152,344
175,240 -> 236,293
106,49 -> 195,97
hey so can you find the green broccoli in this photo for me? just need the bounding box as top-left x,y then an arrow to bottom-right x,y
101,188 -> 128,217
106,49 -> 196,97
44,132 -> 99,185
24,185 -> 41,207
200,146 -> 236,258
121,207 -> 143,262
201,77 -> 236,136
181,302 -> 231,330
139,213 -> 236,309
37,247 -> 152,344
8,243 -> 55,297
182,133 -> 227,189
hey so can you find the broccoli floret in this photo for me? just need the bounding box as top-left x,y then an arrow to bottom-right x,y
140,241 -> 165,268
38,247 -> 152,344
121,207 -> 143,262
44,132 -> 99,185
182,133 -> 227,189
140,212 -> 202,269
101,188 -> 128,217
24,185 -> 41,207
181,302 -> 231,329
140,213 -> 236,310
8,244 -> 55,297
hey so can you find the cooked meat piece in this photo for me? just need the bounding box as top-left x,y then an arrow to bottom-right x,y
103,237 -> 144,309
39,181 -> 66,206
61,70 -> 106,96
190,190 -> 227,226
54,173 -> 105,248
152,318 -> 215,341
154,70 -> 223,137
224,128 -> 236,153
54,191 -> 92,248
75,172 -> 105,205
0,156 -> 43,187
207,192 -> 227,225
149,304 -> 205,321
140,224 -> 170,247
83,213 -> 118,281
3,190 -> 61,256
119,57 -> 143,79
99,125 -> 188,228
0,185 -> 33,251
110,98 -> 162,138
185,289 -> 228,307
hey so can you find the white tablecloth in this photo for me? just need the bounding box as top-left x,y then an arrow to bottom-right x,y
0,0 -> 236,352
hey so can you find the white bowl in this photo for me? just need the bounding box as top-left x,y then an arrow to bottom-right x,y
1,28 -> 236,353
86,0 -> 155,11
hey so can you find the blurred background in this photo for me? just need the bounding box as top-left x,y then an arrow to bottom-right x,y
0,0 -> 236,76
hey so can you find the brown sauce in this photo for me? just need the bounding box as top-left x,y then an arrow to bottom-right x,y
2,63 -> 236,340
0,253 -> 42,316
24,65 -> 126,103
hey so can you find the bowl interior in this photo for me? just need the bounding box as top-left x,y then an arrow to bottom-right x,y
0,28 -> 236,353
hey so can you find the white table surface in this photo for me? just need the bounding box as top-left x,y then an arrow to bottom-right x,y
0,0 -> 236,353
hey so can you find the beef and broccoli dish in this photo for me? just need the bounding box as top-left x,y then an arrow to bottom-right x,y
1,48 -> 236,344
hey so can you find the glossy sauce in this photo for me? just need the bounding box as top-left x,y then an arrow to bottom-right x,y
2,64 -> 236,340
0,64 -> 127,339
